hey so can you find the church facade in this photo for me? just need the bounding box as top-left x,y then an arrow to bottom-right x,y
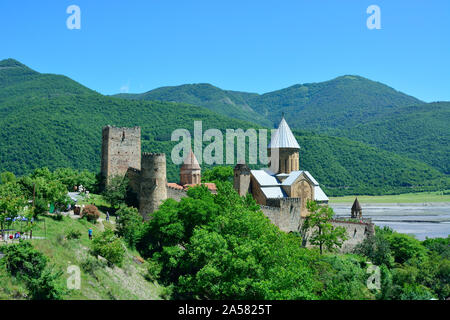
233,117 -> 328,217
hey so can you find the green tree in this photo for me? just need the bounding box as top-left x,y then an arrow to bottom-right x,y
0,182 -> 27,238
116,205 -> 144,248
386,233 -> 427,264
91,229 -> 126,266
301,200 -> 348,254
354,232 -> 395,267
202,166 -> 233,183
0,171 -> 16,184
1,242 -> 66,300
102,175 -> 129,210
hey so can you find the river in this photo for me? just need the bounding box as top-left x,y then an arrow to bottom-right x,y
330,203 -> 450,240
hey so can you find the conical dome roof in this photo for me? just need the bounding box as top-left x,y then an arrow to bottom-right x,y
352,198 -> 362,211
181,150 -> 201,170
268,117 -> 300,149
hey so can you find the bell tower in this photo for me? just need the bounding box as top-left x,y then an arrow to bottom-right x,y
268,117 -> 300,174
180,150 -> 201,185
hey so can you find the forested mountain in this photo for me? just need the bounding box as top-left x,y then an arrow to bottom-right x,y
0,59 -> 448,195
116,75 -> 423,129
115,83 -> 271,126
115,75 -> 449,175
327,102 -> 450,174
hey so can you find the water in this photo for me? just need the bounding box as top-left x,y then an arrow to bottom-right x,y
330,203 -> 450,240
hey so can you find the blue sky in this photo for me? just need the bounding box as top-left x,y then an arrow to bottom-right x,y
1,0 -> 449,101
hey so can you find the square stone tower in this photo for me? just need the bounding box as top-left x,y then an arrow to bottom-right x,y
101,126 -> 141,185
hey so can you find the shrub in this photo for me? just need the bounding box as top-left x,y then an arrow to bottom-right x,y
145,258 -> 162,282
26,267 -> 67,300
82,204 -> 100,222
90,230 -> 126,266
116,205 -> 144,248
2,242 -> 47,281
1,242 -> 66,300
66,229 -> 82,240
81,255 -> 105,275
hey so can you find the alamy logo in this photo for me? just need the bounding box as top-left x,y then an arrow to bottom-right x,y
66,5 -> 81,30
366,263 -> 381,291
171,121 -> 280,172
367,5 -> 381,30
67,265 -> 81,290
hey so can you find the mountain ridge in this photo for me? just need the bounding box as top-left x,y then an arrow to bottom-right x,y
0,59 -> 448,195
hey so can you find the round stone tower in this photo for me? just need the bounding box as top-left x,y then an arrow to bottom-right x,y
139,153 -> 167,220
233,163 -> 251,196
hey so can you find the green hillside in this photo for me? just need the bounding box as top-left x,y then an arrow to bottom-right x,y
115,76 -> 449,176
117,75 -> 423,130
248,75 -> 423,130
0,59 -> 448,196
296,131 -> 449,196
115,83 -> 271,126
326,102 -> 450,174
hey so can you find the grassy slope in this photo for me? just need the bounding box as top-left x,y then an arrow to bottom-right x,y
0,210 -> 163,300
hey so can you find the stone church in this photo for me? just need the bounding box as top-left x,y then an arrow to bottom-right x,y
234,117 -> 328,217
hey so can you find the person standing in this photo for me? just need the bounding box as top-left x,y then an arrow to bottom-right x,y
88,228 -> 93,240
106,211 -> 110,222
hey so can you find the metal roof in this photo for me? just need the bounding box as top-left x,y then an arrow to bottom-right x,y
281,171 -> 302,186
314,186 -> 329,202
261,186 -> 286,199
251,170 -> 280,186
268,117 -> 300,149
304,171 -> 319,186
251,169 -> 328,201
281,171 -> 319,186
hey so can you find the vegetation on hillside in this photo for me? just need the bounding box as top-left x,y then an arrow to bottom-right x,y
116,75 -> 449,177
115,83 -> 271,126
327,102 -> 450,174
0,166 -> 447,300
0,59 -> 448,196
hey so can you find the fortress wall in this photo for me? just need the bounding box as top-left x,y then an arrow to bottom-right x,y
167,186 -> 188,202
101,126 -> 141,185
260,202 -> 374,252
126,167 -> 141,195
330,220 -> 374,253
139,153 -> 167,220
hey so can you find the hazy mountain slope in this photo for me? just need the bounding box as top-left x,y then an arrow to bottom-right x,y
114,76 -> 450,175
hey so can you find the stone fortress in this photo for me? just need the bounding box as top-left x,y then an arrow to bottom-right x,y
101,118 -> 374,252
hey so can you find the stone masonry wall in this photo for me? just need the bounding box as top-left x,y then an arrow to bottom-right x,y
167,186 -> 188,202
260,202 -> 373,252
101,126 -> 141,185
139,153 -> 167,220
